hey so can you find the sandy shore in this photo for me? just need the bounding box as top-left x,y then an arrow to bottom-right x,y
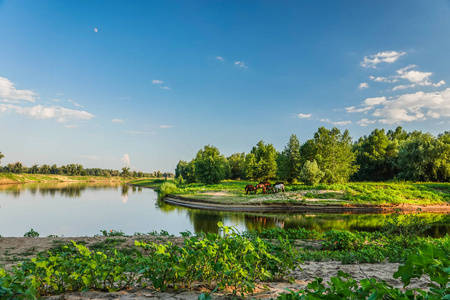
0,236 -> 430,299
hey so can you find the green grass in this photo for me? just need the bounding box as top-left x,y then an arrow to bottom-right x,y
130,179 -> 450,206
0,173 -> 127,183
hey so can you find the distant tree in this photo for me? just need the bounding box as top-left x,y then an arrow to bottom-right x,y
10,162 -> 23,174
29,164 -> 39,174
194,145 -> 227,184
353,128 -> 400,181
300,160 -> 324,186
307,127 -> 358,184
39,164 -> 51,174
397,131 -> 449,182
227,152 -> 246,180
121,167 -> 130,178
156,170 -> 162,178
249,141 -> 278,180
277,134 -> 302,183
244,153 -> 256,179
184,159 -> 197,183
175,160 -> 188,178
0,151 -> 4,165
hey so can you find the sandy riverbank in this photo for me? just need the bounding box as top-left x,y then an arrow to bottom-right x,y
0,236 -> 430,300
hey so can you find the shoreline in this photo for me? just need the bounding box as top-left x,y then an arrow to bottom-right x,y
164,195 -> 450,213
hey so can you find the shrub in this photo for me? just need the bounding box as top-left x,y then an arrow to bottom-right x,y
158,182 -> 178,200
300,160 -> 324,186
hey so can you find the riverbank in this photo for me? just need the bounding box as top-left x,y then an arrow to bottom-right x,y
131,179 -> 450,212
0,173 -> 128,185
0,235 -> 434,299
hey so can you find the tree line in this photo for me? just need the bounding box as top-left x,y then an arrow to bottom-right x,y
175,126 -> 450,185
0,155 -> 174,179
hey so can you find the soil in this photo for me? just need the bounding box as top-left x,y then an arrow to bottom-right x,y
0,236 -> 430,300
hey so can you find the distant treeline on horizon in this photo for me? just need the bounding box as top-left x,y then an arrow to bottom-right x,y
0,160 -> 174,179
175,126 -> 450,185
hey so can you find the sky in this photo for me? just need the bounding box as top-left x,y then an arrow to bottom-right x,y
1,0 -> 450,172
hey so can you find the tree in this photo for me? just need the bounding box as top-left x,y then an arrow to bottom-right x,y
29,164 -> 39,174
277,134 -> 302,183
184,159 -> 197,183
249,141 -> 278,180
121,167 -> 130,178
227,152 -> 246,180
307,127 -> 358,184
353,128 -> 401,181
0,151 -> 4,165
244,153 -> 256,179
194,145 -> 227,184
300,160 -> 324,186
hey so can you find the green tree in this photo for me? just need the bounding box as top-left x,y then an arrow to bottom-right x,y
300,160 -> 324,186
39,164 -> 51,174
244,153 -> 256,179
29,164 -> 39,174
0,151 -> 4,165
184,159 -> 197,183
308,127 -> 358,184
249,141 -> 278,180
175,160 -> 188,178
353,128 -> 401,181
227,152 -> 246,180
277,134 -> 302,183
194,145 -> 227,184
121,167 -> 130,178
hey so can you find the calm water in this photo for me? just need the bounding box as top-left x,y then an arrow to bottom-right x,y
0,183 -> 449,237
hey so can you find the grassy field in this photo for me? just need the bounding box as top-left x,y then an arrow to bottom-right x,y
0,173 -> 127,184
130,178 -> 450,206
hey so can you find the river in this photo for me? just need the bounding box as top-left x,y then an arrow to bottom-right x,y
0,182 -> 448,237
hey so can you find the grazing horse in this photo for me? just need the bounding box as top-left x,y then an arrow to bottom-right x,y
255,183 -> 266,194
274,183 -> 285,193
259,181 -> 271,188
245,184 -> 257,195
274,181 -> 285,186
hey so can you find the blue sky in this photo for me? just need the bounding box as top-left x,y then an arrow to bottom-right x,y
1,0 -> 450,172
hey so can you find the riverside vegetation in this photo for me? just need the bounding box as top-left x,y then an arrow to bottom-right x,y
132,179 -> 450,206
1,214 -> 449,299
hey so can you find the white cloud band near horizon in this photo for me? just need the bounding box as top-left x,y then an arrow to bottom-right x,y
0,103 -> 95,123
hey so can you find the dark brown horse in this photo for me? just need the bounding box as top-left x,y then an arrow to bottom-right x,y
245,184 -> 257,195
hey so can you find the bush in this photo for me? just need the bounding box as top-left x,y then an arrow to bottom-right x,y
300,160 -> 324,186
158,182 -> 178,200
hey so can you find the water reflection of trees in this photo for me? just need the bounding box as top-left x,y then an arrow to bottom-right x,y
0,182 -> 123,198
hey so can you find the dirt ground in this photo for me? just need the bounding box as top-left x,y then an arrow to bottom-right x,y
0,236 -> 430,300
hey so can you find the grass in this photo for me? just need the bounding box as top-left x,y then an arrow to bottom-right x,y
0,173 -> 130,184
130,179 -> 450,206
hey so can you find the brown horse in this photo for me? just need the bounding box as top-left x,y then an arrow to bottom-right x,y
255,183 -> 266,194
245,184 -> 257,195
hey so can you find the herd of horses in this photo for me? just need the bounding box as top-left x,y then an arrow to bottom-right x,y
244,181 -> 285,194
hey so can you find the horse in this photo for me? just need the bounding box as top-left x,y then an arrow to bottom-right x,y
245,184 -> 257,195
274,183 -> 285,193
255,183 -> 266,194
274,181 -> 285,186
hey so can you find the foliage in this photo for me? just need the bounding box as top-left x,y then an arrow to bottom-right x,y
98,229 -> 126,237
227,152 -> 246,180
248,140 -> 278,180
277,134 -> 302,183
300,160 -> 324,186
23,229 -> 40,238
158,181 -> 178,200
194,145 -> 228,185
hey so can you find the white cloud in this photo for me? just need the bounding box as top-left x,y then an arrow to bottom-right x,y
234,61 -> 247,68
68,99 -> 83,107
152,79 -> 164,84
296,113 -> 312,118
392,84 -> 415,91
65,124 -> 78,128
360,51 -> 405,68
94,28 -> 98,33
0,76 -> 36,103
0,104 -> 95,122
357,118 -> 376,127
345,106 -> 373,113
160,86 -> 170,90
369,76 -> 397,83
372,88 -> 450,124
364,96 -> 387,106
112,119 -> 125,123
159,124 -> 173,128
121,154 -> 131,166
216,56 -> 224,61
433,80 -> 445,87
320,118 -> 352,126
359,82 -> 369,89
